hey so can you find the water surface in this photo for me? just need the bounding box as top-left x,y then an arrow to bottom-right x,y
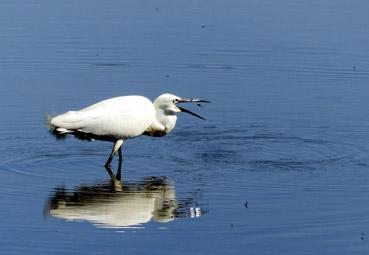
1,0 -> 369,254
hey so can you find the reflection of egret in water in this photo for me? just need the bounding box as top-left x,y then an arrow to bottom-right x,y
46,177 -> 202,228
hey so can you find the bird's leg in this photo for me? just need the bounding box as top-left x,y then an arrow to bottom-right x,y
104,139 -> 124,179
105,166 -> 116,180
116,147 -> 123,181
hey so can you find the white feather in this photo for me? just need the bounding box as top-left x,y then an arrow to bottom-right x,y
50,96 -> 156,139
47,93 -> 208,172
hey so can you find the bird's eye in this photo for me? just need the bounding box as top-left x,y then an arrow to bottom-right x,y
173,99 -> 178,103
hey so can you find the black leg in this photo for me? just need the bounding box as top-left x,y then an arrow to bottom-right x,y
104,139 -> 124,179
116,148 -> 123,181
104,149 -> 115,178
104,164 -> 116,180
104,155 -> 114,169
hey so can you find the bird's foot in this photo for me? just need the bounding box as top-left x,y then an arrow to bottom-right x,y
111,178 -> 122,191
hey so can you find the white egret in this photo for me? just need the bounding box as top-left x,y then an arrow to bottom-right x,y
47,93 -> 209,178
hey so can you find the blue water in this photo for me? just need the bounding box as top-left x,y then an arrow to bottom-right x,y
1,0 -> 369,254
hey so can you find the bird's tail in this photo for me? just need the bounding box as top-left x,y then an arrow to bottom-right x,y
45,113 -> 66,140
45,113 -> 55,131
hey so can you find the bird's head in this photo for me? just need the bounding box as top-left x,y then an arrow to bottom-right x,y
154,93 -> 210,120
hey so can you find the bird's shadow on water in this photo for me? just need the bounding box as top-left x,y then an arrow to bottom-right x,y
45,176 -> 203,229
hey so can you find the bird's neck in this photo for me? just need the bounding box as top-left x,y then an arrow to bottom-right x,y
145,109 -> 177,137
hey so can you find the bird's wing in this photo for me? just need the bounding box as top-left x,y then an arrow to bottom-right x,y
51,110 -> 97,128
51,96 -> 156,139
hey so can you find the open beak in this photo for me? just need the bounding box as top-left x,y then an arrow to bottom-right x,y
175,98 -> 210,120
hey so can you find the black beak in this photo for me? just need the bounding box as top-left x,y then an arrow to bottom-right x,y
176,98 -> 211,104
177,106 -> 206,120
175,98 -> 210,120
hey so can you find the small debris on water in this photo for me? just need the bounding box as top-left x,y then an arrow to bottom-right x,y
189,207 -> 201,218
